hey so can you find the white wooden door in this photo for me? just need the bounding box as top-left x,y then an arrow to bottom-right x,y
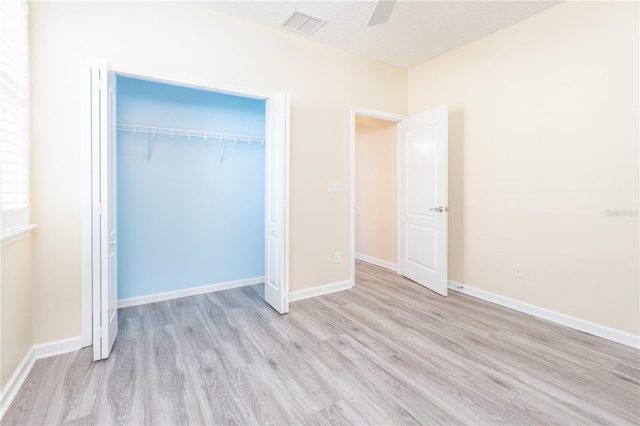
92,60 -> 118,360
400,105 -> 448,296
264,92 -> 290,313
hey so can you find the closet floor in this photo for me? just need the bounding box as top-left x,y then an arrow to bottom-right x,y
4,261 -> 639,425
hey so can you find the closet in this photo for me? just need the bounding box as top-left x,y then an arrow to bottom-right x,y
88,62 -> 289,361
116,77 -> 266,302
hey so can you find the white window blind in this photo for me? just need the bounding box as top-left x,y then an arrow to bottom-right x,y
0,0 -> 30,234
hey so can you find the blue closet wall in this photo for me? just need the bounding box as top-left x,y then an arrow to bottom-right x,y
117,76 -> 265,300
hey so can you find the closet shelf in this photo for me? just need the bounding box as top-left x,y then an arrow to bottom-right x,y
117,123 -> 265,145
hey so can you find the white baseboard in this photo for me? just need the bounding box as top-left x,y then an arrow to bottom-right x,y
0,348 -> 35,419
448,281 -> 640,349
355,253 -> 397,271
1,336 -> 83,419
290,279 -> 353,302
118,276 -> 264,308
33,336 -> 83,359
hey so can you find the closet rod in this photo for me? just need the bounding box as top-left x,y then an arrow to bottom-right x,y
116,123 -> 265,145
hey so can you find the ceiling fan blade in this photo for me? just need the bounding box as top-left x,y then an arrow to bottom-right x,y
367,0 -> 397,26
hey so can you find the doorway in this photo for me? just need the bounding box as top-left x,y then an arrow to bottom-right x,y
354,116 -> 398,271
349,106 -> 449,296
82,61 -> 290,360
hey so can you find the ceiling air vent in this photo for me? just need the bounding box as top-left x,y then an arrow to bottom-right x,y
282,11 -> 326,36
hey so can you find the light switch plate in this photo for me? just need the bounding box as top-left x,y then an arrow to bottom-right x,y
327,182 -> 341,194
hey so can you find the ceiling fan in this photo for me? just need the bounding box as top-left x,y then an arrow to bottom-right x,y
367,0 -> 398,26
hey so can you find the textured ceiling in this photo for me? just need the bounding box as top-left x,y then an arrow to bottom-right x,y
198,1 -> 561,69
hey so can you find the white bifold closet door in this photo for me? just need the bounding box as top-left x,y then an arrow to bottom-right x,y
264,92 -> 290,314
91,59 -> 119,361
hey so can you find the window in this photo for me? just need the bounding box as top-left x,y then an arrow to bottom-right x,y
0,0 -> 30,237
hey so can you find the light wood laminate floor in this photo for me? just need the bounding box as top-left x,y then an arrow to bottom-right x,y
5,261 -> 640,425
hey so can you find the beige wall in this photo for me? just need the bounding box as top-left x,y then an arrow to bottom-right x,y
28,1 -> 407,343
1,237 -> 33,390
409,1 -> 639,334
355,116 -> 397,264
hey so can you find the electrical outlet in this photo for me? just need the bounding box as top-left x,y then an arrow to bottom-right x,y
334,251 -> 341,263
514,264 -> 524,279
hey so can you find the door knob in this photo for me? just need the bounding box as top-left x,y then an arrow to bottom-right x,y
429,206 -> 448,213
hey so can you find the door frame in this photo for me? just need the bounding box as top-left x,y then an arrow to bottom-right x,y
349,107 -> 406,287
81,61 -> 289,348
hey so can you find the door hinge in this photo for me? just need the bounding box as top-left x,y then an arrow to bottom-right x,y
98,204 -> 103,215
